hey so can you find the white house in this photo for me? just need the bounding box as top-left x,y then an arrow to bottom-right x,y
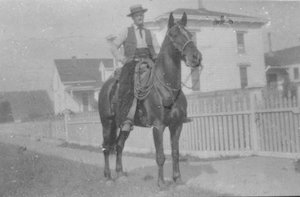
265,46 -> 300,96
145,5 -> 268,94
53,56 -> 114,113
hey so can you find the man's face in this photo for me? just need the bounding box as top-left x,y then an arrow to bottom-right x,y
132,12 -> 144,26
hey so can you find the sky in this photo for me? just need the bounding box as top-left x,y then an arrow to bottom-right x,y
0,0 -> 300,68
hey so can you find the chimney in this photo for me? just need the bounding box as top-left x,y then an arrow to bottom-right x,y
198,0 -> 205,9
267,32 -> 272,53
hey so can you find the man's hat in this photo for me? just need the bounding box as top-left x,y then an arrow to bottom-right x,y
127,4 -> 148,17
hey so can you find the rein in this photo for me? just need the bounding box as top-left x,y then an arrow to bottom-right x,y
181,66 -> 203,90
151,24 -> 197,102
135,24 -> 200,103
154,71 -> 181,92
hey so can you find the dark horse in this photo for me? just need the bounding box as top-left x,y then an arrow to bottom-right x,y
98,12 -> 202,187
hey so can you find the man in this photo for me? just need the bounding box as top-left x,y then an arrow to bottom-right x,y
108,4 -> 160,132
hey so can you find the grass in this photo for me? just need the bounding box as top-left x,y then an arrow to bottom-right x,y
0,142 -> 228,197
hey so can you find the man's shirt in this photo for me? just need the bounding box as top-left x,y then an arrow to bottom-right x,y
109,24 -> 160,65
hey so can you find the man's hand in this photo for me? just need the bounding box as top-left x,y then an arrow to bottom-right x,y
114,68 -> 122,80
120,57 -> 128,65
152,54 -> 158,63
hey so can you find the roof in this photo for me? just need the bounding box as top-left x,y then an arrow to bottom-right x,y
265,46 -> 300,67
54,57 -> 114,89
151,8 -> 268,25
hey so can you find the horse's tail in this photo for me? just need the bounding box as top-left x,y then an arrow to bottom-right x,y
98,77 -> 118,154
98,77 -> 117,122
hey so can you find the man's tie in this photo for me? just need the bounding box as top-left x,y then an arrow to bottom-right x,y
138,25 -> 143,38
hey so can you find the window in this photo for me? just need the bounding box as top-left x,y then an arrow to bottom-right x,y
294,67 -> 299,80
190,32 -> 200,91
267,74 -> 277,87
239,66 -> 248,88
236,31 -> 246,54
82,92 -> 89,112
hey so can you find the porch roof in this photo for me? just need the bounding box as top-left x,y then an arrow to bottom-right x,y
54,57 -> 113,88
265,46 -> 300,67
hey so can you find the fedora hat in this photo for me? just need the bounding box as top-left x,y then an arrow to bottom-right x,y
127,4 -> 148,17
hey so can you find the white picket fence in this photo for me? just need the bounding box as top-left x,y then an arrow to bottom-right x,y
63,90 -> 300,158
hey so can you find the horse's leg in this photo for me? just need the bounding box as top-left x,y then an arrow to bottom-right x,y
153,125 -> 166,187
169,123 -> 183,184
115,130 -> 130,177
102,119 -> 117,180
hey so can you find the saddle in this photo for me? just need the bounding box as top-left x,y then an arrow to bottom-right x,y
110,58 -> 175,126
110,59 -> 154,121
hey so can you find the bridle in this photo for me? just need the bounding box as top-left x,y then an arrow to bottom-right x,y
166,24 -> 194,55
154,24 -> 202,104
153,24 -> 193,101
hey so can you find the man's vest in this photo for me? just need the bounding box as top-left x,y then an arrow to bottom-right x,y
123,26 -> 156,60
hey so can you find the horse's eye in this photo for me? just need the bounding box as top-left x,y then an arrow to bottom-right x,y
169,32 -> 177,38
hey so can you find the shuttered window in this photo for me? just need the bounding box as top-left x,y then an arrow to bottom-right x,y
82,92 -> 89,112
236,31 -> 246,54
239,66 -> 248,89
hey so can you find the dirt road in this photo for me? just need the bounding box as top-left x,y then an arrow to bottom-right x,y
0,140 -> 224,197
1,133 -> 300,196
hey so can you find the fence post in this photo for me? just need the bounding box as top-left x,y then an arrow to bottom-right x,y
63,110 -> 70,142
297,85 -> 300,106
250,90 -> 260,153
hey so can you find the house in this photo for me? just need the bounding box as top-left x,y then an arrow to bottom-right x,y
265,45 -> 300,95
0,90 -> 54,122
0,56 -> 114,122
53,56 -> 114,113
145,3 -> 268,94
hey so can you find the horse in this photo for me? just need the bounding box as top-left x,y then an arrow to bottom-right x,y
98,12 -> 202,187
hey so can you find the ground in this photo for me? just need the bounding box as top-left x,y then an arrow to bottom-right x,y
1,133 -> 300,196
0,142 -> 225,197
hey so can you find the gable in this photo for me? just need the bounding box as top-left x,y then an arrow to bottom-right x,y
265,46 -> 300,67
54,57 -> 114,87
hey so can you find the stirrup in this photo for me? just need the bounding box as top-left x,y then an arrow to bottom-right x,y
183,117 -> 193,123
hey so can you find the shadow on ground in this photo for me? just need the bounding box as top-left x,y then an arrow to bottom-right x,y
0,142 -> 231,197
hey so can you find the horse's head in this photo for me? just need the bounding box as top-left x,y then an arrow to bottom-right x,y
167,12 -> 202,68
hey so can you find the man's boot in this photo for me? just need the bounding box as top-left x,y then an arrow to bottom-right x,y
183,117 -> 192,123
121,98 -> 137,131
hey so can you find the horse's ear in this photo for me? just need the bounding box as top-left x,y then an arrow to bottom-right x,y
168,12 -> 175,29
181,12 -> 187,27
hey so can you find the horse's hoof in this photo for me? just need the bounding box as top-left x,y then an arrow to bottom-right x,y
116,175 -> 128,183
104,171 -> 112,179
116,171 -> 128,182
105,179 -> 114,186
158,179 -> 168,190
117,171 -> 128,178
174,178 -> 184,185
